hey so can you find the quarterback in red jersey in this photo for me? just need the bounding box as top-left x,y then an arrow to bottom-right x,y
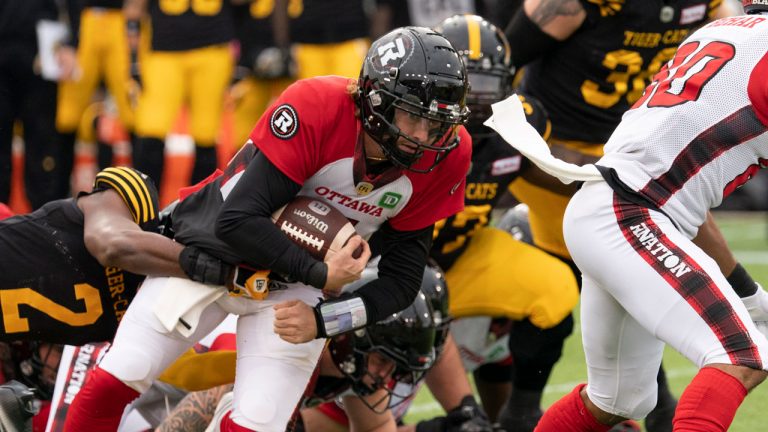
63,26 -> 471,432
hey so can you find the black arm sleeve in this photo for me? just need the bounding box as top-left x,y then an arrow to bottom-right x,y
505,7 -> 561,68
356,223 -> 433,324
215,151 -> 327,288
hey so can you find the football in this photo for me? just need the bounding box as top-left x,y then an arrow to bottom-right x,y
272,196 -> 360,260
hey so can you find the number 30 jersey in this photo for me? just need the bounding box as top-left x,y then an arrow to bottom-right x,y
598,15 -> 768,238
0,167 -> 159,344
522,0 -> 719,143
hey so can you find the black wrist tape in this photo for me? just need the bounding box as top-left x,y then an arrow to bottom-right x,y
727,263 -> 758,298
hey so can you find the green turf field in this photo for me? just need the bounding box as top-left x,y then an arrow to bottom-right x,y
404,211 -> 768,431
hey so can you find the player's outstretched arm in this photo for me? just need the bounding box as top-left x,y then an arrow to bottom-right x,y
82,188 -> 232,285
81,188 -> 188,277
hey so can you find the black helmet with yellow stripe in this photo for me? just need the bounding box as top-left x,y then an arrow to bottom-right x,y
436,14 -> 513,137
91,167 -> 160,232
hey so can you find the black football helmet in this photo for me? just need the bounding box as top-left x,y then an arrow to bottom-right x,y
14,342 -> 62,401
421,262 -> 451,356
329,270 -> 437,410
495,203 -> 533,245
359,26 -> 469,173
743,0 -> 768,14
435,15 -> 513,137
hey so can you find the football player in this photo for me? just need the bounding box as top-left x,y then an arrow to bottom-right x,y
416,15 -> 581,432
503,1 -> 750,430
274,0 -> 370,80
229,1 -> 295,150
0,0 -> 73,209
494,2 -> 768,430
122,281 -> 444,432
55,0 -> 136,172
0,166 -> 232,345
63,26 -> 472,432
129,0 -> 235,188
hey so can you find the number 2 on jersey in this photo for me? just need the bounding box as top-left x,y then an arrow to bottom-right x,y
634,40 -> 735,109
1,284 -> 103,334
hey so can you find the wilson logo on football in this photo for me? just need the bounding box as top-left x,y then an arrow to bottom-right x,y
270,104 -> 299,139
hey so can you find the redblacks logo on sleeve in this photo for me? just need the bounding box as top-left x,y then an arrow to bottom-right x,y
270,104 -> 300,139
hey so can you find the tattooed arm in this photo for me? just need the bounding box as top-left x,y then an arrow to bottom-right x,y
524,0 -> 586,40
505,0 -> 586,67
155,384 -> 233,432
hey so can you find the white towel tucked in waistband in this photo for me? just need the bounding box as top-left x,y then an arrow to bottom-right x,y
483,94 -> 603,184
152,277 -> 226,338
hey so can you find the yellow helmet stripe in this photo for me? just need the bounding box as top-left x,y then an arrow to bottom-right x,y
95,176 -> 141,224
95,168 -> 154,224
100,168 -> 148,222
467,16 -> 481,61
114,167 -> 156,220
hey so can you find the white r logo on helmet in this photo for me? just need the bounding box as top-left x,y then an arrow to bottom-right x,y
373,32 -> 415,73
378,38 -> 406,66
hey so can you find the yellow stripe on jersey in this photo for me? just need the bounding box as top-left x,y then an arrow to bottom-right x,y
94,167 -> 156,224
467,16 -> 481,61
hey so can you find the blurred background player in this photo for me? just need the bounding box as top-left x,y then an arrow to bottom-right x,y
0,0 -> 75,210
55,0 -> 137,181
229,0 -> 295,149
273,0 -> 370,80
129,0 -> 234,189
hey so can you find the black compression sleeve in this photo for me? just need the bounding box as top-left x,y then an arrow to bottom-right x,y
356,223 -> 433,323
505,7 -> 562,68
215,151 -> 327,288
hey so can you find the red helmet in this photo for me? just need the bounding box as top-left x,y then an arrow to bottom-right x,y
743,0 -> 768,14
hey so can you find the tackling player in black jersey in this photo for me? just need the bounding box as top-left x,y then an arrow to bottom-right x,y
0,167 -> 231,345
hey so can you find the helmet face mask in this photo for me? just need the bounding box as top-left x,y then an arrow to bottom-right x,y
436,15 -> 514,138
359,26 -> 469,172
329,288 -> 437,412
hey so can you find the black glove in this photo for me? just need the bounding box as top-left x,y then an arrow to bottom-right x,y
416,396 -> 493,432
179,246 -> 234,286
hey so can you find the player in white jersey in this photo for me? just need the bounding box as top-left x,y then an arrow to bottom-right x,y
535,2 -> 768,431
